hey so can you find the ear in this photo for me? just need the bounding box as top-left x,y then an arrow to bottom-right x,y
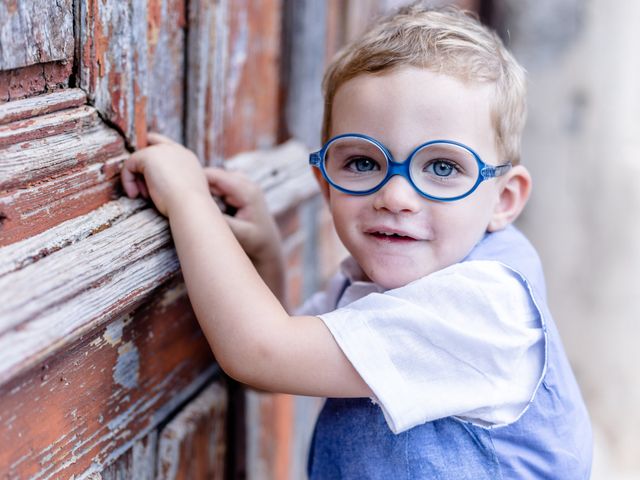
487,165 -> 532,232
312,167 -> 332,202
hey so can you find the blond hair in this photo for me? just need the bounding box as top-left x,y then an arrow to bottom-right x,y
321,2 -> 527,164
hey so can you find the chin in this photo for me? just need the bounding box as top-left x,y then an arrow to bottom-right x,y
368,269 -> 425,290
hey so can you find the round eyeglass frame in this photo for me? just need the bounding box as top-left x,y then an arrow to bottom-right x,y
309,133 -> 512,202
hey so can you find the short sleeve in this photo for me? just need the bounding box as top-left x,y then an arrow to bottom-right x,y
318,260 -> 545,434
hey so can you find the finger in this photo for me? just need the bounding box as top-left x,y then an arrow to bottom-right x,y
121,156 -> 141,198
136,177 -> 149,199
224,214 -> 255,241
147,131 -> 178,146
204,168 -> 254,207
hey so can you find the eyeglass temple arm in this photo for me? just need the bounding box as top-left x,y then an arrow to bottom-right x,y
309,152 -> 322,167
481,163 -> 512,179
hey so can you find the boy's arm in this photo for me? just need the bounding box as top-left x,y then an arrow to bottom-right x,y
203,168 -> 286,308
122,134 -> 371,398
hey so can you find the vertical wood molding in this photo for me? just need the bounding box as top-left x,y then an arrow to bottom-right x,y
156,382 -> 228,479
76,0 -> 188,146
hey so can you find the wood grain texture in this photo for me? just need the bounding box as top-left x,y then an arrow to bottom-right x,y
0,197 -> 145,277
0,0 -> 74,70
156,382 -> 228,479
222,0 -> 282,158
0,207 -> 177,383
0,279 -> 219,479
146,0 -> 187,143
0,105 -> 126,191
100,432 -> 158,480
0,60 -> 73,103
78,0 -> 149,148
0,155 -> 125,246
185,0 -> 228,165
0,105 -> 100,147
77,0 -> 188,148
0,88 -> 86,125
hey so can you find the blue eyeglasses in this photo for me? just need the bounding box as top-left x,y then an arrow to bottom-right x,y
309,133 -> 512,202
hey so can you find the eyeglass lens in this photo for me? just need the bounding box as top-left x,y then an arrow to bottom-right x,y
323,136 -> 480,198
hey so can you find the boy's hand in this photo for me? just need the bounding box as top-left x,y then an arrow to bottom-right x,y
122,133 -> 210,217
204,168 -> 281,263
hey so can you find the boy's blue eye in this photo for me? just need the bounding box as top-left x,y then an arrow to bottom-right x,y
426,160 -> 457,177
346,156 -> 380,172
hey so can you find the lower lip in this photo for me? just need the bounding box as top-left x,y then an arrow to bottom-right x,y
368,233 -> 418,243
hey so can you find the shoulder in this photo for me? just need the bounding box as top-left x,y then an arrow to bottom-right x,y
390,260 -> 528,300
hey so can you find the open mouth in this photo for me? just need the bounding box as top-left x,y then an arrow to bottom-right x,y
368,231 -> 417,242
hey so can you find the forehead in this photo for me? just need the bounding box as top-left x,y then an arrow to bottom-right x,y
330,66 -> 497,160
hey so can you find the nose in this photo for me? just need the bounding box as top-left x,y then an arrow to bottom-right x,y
372,175 -> 422,213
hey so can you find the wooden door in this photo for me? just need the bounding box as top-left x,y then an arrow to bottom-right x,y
0,0 -> 313,477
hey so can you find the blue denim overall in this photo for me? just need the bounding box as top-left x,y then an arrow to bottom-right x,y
307,226 -> 592,479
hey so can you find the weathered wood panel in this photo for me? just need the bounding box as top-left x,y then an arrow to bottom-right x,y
100,432 -> 158,480
0,93 -> 128,245
0,140 -> 314,385
0,208 -> 177,384
185,0 -> 282,165
0,123 -> 124,190
0,280 -> 218,479
0,155 -> 124,246
0,88 -> 86,125
185,0 -> 228,165
78,0 -> 149,148
156,382 -> 228,479
280,0 -> 327,148
0,105 -> 104,148
77,0 -> 188,148
0,61 -> 73,103
223,0 -> 282,157
246,391 -> 294,480
0,198 -> 145,277
146,0 -> 187,142
0,0 -> 74,71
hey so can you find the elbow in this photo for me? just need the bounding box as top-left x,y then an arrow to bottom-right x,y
213,336 -> 275,389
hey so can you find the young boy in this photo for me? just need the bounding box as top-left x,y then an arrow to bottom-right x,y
122,3 -> 592,478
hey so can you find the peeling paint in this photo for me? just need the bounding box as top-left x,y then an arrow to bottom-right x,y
103,316 -> 131,346
113,341 -> 140,389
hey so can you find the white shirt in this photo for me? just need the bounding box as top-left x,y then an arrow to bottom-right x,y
298,257 -> 544,434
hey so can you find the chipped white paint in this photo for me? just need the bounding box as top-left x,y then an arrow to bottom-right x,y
0,89 -> 86,125
157,283 -> 188,309
186,0 -> 229,165
0,118 -> 123,190
0,209 -> 178,383
0,154 -> 125,222
147,0 -> 186,142
0,198 -> 144,277
0,105 -> 99,147
0,0 -> 74,70
77,0 -> 150,147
